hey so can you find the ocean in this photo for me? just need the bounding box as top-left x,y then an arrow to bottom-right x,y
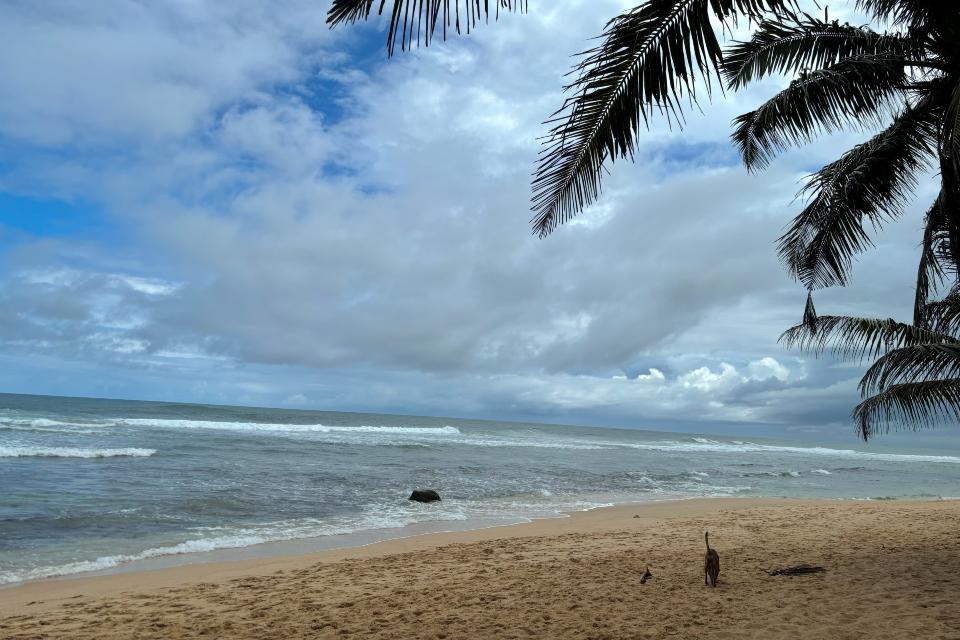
1,392 -> 957,586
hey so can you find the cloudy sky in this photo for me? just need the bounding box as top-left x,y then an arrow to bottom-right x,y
0,1 -> 939,438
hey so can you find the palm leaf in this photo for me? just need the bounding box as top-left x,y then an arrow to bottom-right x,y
937,82 -> 960,273
530,0 -> 796,237
914,197 -> 948,325
723,15 -> 911,90
327,0 -> 379,24
921,281 -> 960,337
860,343 -> 960,396
731,53 -> 908,170
917,185 -> 957,275
779,314 -> 952,361
942,80 -> 960,167
326,0 -> 527,55
776,102 -> 938,289
854,0 -> 950,28
853,378 -> 960,440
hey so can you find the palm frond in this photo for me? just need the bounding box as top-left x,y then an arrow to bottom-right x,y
327,0 -> 377,24
779,314 -> 952,361
939,84 -> 960,268
530,0 -> 797,237
723,15 -> 911,90
921,281 -> 960,337
776,102 -> 937,289
920,188 -> 958,276
914,197 -> 948,325
530,0 -> 722,237
731,54 -> 908,170
939,145 -> 960,278
854,0 -> 951,28
326,0 -> 527,55
853,378 -> 960,440
943,81 -> 960,165
860,343 -> 960,396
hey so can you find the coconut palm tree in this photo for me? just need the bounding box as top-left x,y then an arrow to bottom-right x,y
328,0 -> 960,438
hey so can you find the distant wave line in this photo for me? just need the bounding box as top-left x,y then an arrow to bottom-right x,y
112,418 -> 462,435
0,446 -> 156,459
614,438 -> 960,464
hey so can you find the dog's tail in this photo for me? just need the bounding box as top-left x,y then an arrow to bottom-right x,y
705,530 -> 710,551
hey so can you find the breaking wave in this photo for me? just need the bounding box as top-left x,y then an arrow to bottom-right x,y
0,446 -> 156,459
114,418 -> 462,436
620,438 -> 960,464
0,417 -> 107,435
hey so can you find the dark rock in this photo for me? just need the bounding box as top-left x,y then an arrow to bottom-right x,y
409,489 -> 441,503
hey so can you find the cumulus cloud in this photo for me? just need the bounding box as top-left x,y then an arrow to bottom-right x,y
0,0 -> 930,433
748,357 -> 790,382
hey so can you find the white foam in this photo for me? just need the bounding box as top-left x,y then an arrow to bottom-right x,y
442,437 -> 608,450
811,469 -> 832,475
113,418 -> 461,436
0,535 -> 265,585
618,439 -> 960,464
0,418 -> 107,434
633,474 -> 753,497
314,435 -> 608,451
0,446 -> 155,459
30,418 -> 92,428
0,510 -> 457,585
0,425 -> 104,435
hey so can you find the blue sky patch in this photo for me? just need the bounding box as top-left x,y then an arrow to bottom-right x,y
0,192 -> 120,243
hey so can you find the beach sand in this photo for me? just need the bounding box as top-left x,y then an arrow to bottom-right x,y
2,498 -> 958,639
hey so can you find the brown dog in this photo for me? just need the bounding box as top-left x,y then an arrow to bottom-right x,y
704,531 -> 720,587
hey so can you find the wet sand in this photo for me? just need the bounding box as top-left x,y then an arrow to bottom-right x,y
2,498 -> 959,639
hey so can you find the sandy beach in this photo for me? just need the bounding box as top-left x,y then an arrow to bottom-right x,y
2,498 -> 958,639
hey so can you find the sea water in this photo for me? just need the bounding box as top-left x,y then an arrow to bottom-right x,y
1,392 -> 957,585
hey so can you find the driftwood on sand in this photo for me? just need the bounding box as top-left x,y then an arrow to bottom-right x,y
767,564 -> 825,576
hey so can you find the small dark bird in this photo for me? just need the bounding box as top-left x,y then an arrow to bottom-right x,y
704,531 -> 720,587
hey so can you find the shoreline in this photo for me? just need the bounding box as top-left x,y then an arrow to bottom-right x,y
0,497 -> 788,611
0,511 -> 535,588
2,497 -> 958,638
3,492 -> 953,592
0,492 -> 733,590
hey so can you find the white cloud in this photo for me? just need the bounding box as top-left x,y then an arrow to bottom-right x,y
112,276 -> 180,297
0,1 -> 924,430
679,363 -> 743,393
636,368 -> 666,383
748,356 -> 790,382
0,1 -> 333,146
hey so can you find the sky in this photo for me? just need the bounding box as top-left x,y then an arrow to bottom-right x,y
0,1 -> 943,439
